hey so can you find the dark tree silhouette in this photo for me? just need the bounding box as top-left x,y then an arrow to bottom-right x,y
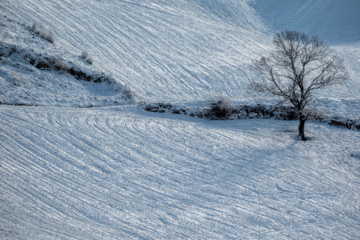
251,31 -> 348,140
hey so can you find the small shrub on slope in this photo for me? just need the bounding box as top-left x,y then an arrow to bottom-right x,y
80,50 -> 93,65
205,96 -> 233,120
29,24 -> 56,43
122,84 -> 135,101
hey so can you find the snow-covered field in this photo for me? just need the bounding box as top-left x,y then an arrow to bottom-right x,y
1,105 -> 360,239
1,0 -> 360,239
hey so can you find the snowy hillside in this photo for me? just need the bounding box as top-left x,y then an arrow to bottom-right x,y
1,0 -> 360,239
1,0 -> 360,116
1,0 -> 266,105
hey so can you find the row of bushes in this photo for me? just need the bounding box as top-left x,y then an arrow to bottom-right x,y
0,42 -> 109,83
144,102 -> 297,120
0,41 -> 134,101
143,100 -> 360,131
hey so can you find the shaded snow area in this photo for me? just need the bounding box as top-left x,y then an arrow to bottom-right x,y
252,0 -> 360,44
1,106 -> 360,239
1,0 -> 360,239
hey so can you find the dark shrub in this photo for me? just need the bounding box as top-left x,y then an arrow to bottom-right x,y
205,97 -> 233,120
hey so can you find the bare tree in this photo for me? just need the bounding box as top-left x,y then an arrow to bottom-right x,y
251,31 -> 348,140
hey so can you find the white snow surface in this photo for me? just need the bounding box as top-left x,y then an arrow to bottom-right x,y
1,0 -> 360,239
1,105 -> 360,239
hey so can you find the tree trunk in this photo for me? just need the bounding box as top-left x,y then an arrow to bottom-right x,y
298,114 -> 307,141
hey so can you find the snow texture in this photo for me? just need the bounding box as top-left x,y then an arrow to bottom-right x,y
1,0 -> 359,117
1,0 -> 360,239
1,105 -> 360,239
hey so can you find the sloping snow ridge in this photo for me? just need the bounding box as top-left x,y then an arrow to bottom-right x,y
1,0 -> 360,239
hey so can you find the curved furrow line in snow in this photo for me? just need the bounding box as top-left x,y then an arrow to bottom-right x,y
1,149 -> 104,229
65,110 -> 246,190
1,118 -> 137,237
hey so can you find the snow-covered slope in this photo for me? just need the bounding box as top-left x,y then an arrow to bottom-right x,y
0,0 -> 267,104
1,0 -> 359,117
1,105 -> 359,239
1,1 -> 360,239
